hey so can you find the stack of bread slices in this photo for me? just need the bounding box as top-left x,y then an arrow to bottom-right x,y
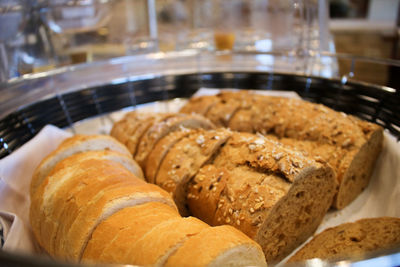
30,134 -> 267,266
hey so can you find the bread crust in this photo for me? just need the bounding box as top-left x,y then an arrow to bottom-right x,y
181,92 -> 384,209
30,134 -> 132,196
288,217 -> 400,262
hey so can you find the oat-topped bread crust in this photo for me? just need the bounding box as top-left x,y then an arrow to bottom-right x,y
156,128 -> 232,215
187,132 -> 337,263
145,130 -> 192,184
30,134 -> 132,196
288,217 -> 400,263
126,113 -> 175,155
135,113 -> 215,167
180,91 -> 383,209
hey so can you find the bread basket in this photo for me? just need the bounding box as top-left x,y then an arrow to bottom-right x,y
0,50 -> 399,266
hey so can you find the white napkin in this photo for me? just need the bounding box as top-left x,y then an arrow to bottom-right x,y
0,125 -> 71,254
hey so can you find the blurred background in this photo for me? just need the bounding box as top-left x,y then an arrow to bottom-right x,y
0,0 -> 399,87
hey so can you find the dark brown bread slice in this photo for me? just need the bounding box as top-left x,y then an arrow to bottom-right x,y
156,128 -> 232,215
288,217 -> 400,263
145,130 -> 193,184
180,92 -> 383,209
135,113 -> 215,168
187,132 -> 337,263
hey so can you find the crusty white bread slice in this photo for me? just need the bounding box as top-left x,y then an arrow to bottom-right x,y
135,113 -> 215,167
30,158 -> 146,254
165,225 -> 267,267
187,132 -> 337,263
58,182 -> 176,261
82,202 -> 180,264
124,217 -> 209,266
30,134 -> 133,196
145,130 -> 192,184
288,217 -> 400,263
156,128 -> 232,215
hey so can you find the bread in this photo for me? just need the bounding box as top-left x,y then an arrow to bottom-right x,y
288,217 -> 400,262
180,91 -> 383,209
30,134 -> 140,196
135,113 -> 215,167
30,134 -> 267,267
165,225 -> 267,267
111,112 -> 337,263
186,132 -> 337,263
156,128 -> 232,215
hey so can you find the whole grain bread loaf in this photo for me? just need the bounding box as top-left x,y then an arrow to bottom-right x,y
288,217 -> 400,263
30,134 -> 266,266
180,91 -> 383,209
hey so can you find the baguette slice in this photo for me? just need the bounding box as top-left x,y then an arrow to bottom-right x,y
30,158 -> 145,254
124,217 -> 209,266
156,128 -> 232,215
288,217 -> 400,263
57,182 -> 176,261
135,113 -> 215,167
30,134 -> 132,195
165,225 -> 267,267
145,130 -> 192,184
83,202 -> 180,264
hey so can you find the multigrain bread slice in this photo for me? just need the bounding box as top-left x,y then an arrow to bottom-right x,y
145,130 -> 192,184
155,128 -> 232,215
30,134 -> 133,196
187,132 -> 337,263
288,217 -> 400,263
82,202 -> 181,264
180,91 -> 383,209
123,217 -> 209,266
165,225 -> 267,267
125,113 -> 175,156
135,113 -> 215,167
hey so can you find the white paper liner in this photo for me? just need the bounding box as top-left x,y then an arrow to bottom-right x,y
0,89 -> 399,264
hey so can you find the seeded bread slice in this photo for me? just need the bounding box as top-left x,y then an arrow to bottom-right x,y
156,128 -> 232,215
180,94 -> 220,116
30,134 -> 131,196
145,130 -> 193,184
180,92 -> 383,209
288,217 -> 400,263
109,112 -> 142,147
126,113 -> 175,156
124,217 -> 209,266
83,202 -> 180,264
165,225 -> 267,267
187,132 -> 337,263
135,113 -> 215,168
187,165 -> 229,225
